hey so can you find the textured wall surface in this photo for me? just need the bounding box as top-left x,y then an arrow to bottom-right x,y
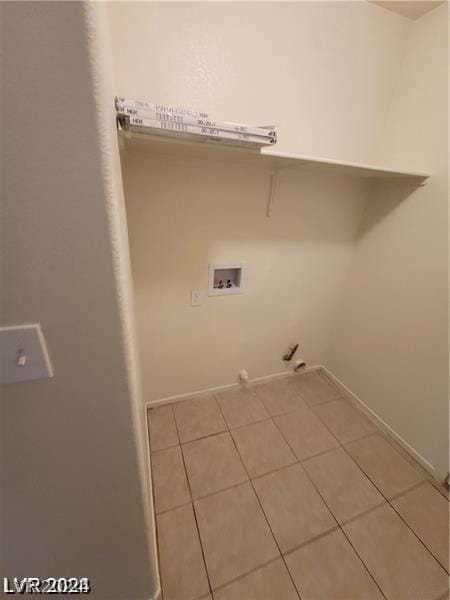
108,1 -> 409,163
122,150 -> 367,400
326,3 -> 449,480
1,2 -> 158,598
108,2 -> 448,481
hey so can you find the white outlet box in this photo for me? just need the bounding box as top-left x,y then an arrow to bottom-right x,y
0,324 -> 53,384
208,263 -> 245,296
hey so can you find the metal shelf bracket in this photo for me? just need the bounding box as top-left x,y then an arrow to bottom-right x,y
267,169 -> 279,218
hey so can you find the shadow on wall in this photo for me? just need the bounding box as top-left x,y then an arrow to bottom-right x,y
356,182 -> 418,240
120,150 -> 428,400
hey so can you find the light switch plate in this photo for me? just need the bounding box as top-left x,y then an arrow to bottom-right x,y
0,324 -> 53,384
191,290 -> 202,306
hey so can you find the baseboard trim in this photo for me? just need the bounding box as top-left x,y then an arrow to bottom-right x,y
144,366 -> 317,409
145,364 -> 436,477
151,587 -> 162,600
318,364 -> 435,476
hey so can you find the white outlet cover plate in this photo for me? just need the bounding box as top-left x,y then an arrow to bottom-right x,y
0,324 -> 53,385
191,290 -> 202,306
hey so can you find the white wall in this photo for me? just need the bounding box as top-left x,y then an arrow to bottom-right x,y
122,150 -> 367,399
0,3 -> 158,598
326,4 -> 449,480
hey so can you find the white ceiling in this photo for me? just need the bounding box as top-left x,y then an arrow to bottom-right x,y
370,1 -> 446,20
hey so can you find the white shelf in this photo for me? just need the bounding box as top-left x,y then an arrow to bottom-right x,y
119,132 -> 430,185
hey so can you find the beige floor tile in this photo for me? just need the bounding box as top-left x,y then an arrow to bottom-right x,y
383,434 -> 431,480
253,378 -> 307,416
157,504 -> 209,600
213,558 -> 299,600
346,434 -> 426,498
253,463 -> 336,552
216,387 -> 269,429
313,399 -> 378,444
303,447 -> 384,523
288,370 -> 341,407
430,477 -> 450,501
343,504 -> 448,600
183,432 -> 248,499
274,408 -> 339,461
285,529 -> 383,600
392,482 -> 449,571
194,482 -> 279,589
152,446 -> 190,513
147,405 -> 178,451
231,419 -> 296,478
174,395 -> 227,443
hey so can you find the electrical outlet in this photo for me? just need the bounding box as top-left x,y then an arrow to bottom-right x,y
191,290 -> 202,306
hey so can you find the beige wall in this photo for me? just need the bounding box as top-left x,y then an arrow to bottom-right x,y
108,1 -> 410,402
108,2 -> 448,478
326,3 -> 449,480
122,150 -> 367,400
108,1 -> 409,163
1,2 -> 158,598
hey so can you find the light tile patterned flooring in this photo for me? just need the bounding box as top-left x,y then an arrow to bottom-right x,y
147,369 -> 449,600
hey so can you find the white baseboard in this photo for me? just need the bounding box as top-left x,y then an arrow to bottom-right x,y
318,364 -> 435,476
145,364 -> 436,477
151,587 -> 162,600
144,366 -> 321,409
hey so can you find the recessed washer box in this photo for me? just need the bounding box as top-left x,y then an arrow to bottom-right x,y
208,263 -> 245,296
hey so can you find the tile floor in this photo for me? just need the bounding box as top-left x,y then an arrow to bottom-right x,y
147,369 -> 449,600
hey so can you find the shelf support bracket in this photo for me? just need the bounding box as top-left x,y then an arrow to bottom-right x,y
267,169 -> 279,218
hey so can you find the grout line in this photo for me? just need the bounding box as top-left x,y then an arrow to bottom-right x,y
221,413 -> 271,431
147,403 -> 180,453
309,400 -> 381,445
146,410 -> 165,600
305,401 -> 432,571
150,377 -> 448,598
179,426 -> 229,446
319,419 -> 450,578
228,415 -> 274,433
280,524 -> 341,558
338,430 -> 384,445
155,499 -> 193,517
381,432 -> 436,480
191,475 -> 250,504
428,478 -> 450,501
213,400 -> 302,599
271,411 -> 388,600
145,366 -> 323,411
297,443 -> 342,464
338,500 -> 388,528
386,479 -> 430,503
171,405 -> 214,598
335,523 -> 388,600
248,459 -> 301,484
150,442 -> 180,455
317,365 -> 436,475
208,555 -> 285,596
388,499 -> 450,575
205,399 -> 290,596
